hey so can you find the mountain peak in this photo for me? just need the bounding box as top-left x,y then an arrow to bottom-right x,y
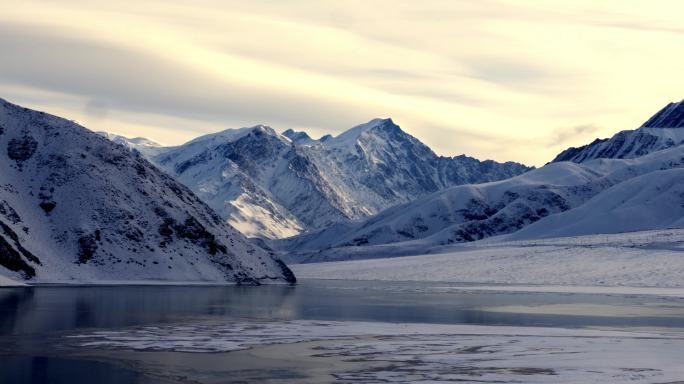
331,118 -> 399,143
641,99 -> 684,128
251,124 -> 277,135
282,128 -> 313,144
182,125 -> 279,148
97,132 -> 162,147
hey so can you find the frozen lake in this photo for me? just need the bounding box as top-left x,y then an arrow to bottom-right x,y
2,279 -> 684,383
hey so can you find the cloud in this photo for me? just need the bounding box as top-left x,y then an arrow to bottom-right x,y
549,124 -> 602,147
460,56 -> 555,88
0,1 -> 683,166
0,22 -> 381,134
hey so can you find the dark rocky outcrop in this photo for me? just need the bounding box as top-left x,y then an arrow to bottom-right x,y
7,135 -> 38,163
0,220 -> 40,278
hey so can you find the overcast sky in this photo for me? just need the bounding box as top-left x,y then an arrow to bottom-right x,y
1,0 -> 683,165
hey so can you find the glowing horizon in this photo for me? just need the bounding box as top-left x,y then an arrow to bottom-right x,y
1,0 -> 683,166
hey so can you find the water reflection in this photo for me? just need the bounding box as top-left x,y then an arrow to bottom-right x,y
0,285 -> 297,336
0,356 -> 156,384
3,280 -> 684,384
2,280 -> 684,338
0,288 -> 35,334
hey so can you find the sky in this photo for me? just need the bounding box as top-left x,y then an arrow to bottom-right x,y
1,0 -> 683,166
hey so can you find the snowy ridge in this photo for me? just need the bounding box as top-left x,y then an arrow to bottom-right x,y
0,98 -> 295,284
552,99 -> 684,163
96,131 -> 166,158
129,118 -> 531,239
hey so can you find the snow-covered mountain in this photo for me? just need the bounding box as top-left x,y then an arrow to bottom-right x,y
0,98 -> 295,284
279,107 -> 684,263
277,162 -> 607,262
96,131 -> 166,158
153,125 -> 337,239
552,100 -> 684,163
136,118 -> 531,239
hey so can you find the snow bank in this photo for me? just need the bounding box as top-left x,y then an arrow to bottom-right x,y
293,229 -> 684,288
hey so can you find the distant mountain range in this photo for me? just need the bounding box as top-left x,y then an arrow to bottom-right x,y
0,98 -> 294,284
108,118 -> 531,239
271,100 -> 684,263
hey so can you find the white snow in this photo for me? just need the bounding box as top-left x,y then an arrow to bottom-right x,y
292,229 -> 684,288
0,274 -> 25,286
434,285 -> 684,298
510,168 -> 684,239
96,131 -> 166,158
69,319 -> 684,383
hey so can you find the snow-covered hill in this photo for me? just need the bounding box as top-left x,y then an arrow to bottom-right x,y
552,99 -> 684,163
137,118 -> 531,239
508,167 -> 684,240
0,98 -> 295,284
279,132 -> 684,263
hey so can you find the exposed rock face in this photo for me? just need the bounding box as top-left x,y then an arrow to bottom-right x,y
7,135 -> 38,163
0,98 -> 295,284
0,220 -> 40,278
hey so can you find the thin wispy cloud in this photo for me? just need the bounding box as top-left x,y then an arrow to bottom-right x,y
549,124 -> 602,147
0,0 -> 682,165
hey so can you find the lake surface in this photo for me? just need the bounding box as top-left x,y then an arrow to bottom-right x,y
3,279 -> 684,383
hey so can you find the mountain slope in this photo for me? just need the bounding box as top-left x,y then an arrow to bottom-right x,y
0,98 -> 295,284
552,100 -> 684,163
280,139 -> 684,263
153,126 -> 349,238
142,118 -> 531,239
508,168 -> 684,240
